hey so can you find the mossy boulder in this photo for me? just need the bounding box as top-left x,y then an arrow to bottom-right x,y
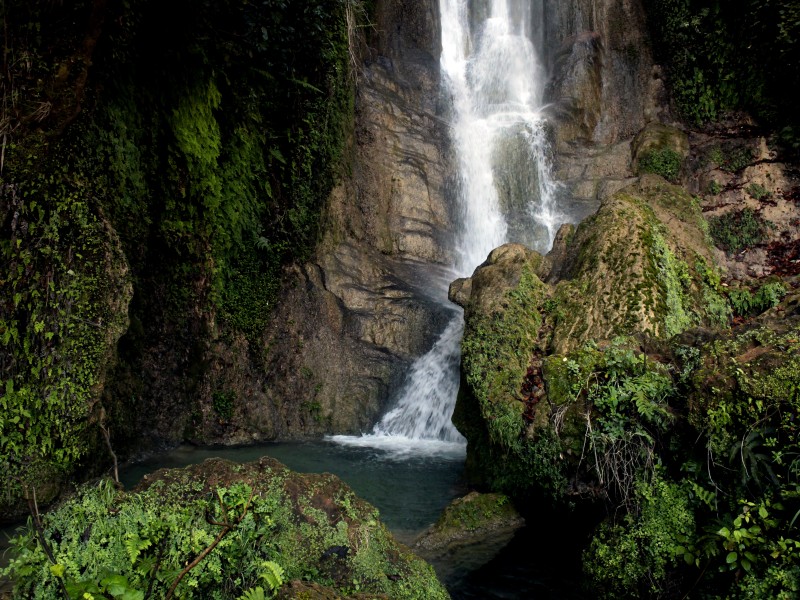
549,175 -> 729,353
450,244 -> 567,498
413,492 -> 524,552
451,176 -> 732,500
2,457 -> 449,600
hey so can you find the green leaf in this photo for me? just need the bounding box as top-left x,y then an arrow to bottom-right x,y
50,563 -> 65,578
741,558 -> 752,572
726,551 -> 738,564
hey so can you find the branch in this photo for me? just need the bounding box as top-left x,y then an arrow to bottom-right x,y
164,488 -> 254,600
100,422 -> 119,484
27,487 -> 70,600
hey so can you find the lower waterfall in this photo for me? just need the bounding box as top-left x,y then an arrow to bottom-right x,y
333,0 -> 561,454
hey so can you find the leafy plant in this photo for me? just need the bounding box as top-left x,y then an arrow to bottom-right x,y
709,208 -> 773,254
212,390 -> 236,421
746,183 -> 771,201
638,148 -> 683,182
728,281 -> 788,317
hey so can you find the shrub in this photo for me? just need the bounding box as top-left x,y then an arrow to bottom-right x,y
728,281 -> 788,317
746,182 -> 771,201
709,208 -> 773,254
638,148 -> 683,182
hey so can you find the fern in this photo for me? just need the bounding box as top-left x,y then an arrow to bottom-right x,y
238,587 -> 266,600
124,533 -> 152,564
260,561 -> 284,594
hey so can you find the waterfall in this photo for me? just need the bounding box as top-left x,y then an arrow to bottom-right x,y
332,0 -> 561,456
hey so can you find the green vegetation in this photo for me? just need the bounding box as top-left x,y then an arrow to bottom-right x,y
746,182 -> 771,201
727,281 -> 788,317
637,148 -> 683,182
707,180 -> 722,195
709,208 -> 773,254
585,473 -> 695,598
644,0 -> 800,148
212,390 -> 236,421
0,144 -> 132,513
708,144 -> 755,173
549,325 -> 800,598
1,0 -> 363,513
2,459 -> 449,599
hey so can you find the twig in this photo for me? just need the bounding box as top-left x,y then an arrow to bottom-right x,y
100,423 -> 119,484
27,487 -> 70,600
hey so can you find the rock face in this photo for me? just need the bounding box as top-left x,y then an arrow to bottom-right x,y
127,0 -> 455,446
254,0 -> 456,438
541,0 -> 672,218
542,0 -> 667,146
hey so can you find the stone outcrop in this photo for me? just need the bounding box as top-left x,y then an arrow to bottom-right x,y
541,0 -> 673,220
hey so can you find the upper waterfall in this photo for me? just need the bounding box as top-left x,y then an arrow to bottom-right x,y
332,0 -> 561,454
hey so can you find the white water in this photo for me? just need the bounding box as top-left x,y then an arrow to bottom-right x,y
332,0 -> 561,456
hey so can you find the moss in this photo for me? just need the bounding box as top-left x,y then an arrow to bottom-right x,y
637,148 -> 683,182
435,493 -> 516,532
460,267 -> 546,447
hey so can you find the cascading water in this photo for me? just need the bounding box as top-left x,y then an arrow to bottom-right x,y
332,0 -> 561,456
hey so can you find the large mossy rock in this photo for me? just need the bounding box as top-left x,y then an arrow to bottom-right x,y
451,175 -> 731,498
549,174 -> 729,353
449,244 -> 567,498
2,457 -> 449,600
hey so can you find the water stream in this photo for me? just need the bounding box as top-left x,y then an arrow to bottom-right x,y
334,0 -> 561,454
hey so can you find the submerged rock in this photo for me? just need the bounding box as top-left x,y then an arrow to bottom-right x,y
413,492 -> 524,553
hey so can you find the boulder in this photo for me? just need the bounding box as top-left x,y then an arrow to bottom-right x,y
451,175 -> 732,497
3,457 -> 450,600
549,175 -> 729,353
413,492 -> 524,553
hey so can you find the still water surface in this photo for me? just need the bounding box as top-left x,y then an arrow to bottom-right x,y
121,441 -> 466,539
